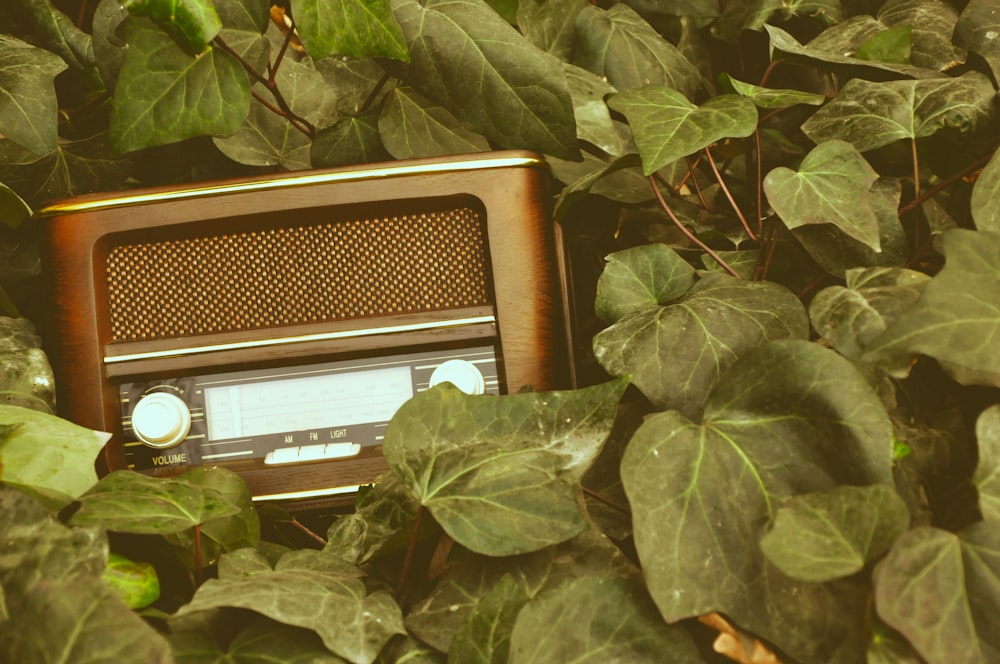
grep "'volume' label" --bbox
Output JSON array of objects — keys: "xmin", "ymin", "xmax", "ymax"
[{"xmin": 152, "ymin": 453, "xmax": 188, "ymax": 466}]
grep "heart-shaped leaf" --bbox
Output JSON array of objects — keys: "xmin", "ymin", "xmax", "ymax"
[
  {"xmin": 608, "ymin": 86, "xmax": 758, "ymax": 175},
  {"xmin": 0, "ymin": 36, "xmax": 67, "ymax": 156},
  {"xmin": 508, "ymin": 576, "xmax": 702, "ymax": 663},
  {"xmin": 622, "ymin": 340, "xmax": 894, "ymax": 663},
  {"xmin": 110, "ymin": 17, "xmax": 250, "ymax": 154},
  {"xmin": 593, "ymin": 272, "xmax": 808, "ymax": 417},
  {"xmin": 311, "ymin": 110, "xmax": 389, "ymax": 168},
  {"xmin": 800, "ymin": 72, "xmax": 997, "ymax": 153},
  {"xmin": 594, "ymin": 244, "xmax": 696, "ymax": 324},
  {"xmin": 517, "ymin": 0, "xmax": 588, "ymax": 60},
  {"xmin": 383, "ymin": 379, "xmax": 627, "ymax": 556},
  {"xmin": 574, "ymin": 4, "xmax": 702, "ymax": 99},
  {"xmin": 388, "ymin": 0, "xmax": 578, "ymax": 159},
  {"xmin": 863, "ymin": 229, "xmax": 1000, "ymax": 387},
  {"xmin": 972, "ymin": 149, "xmax": 1000, "ymax": 232},
  {"xmin": 955, "ymin": 0, "xmax": 1000, "ymax": 81},
  {"xmin": 123, "ymin": 0, "xmax": 221, "ymax": 51},
  {"xmin": 761, "ymin": 484, "xmax": 910, "ymax": 583},
  {"xmin": 764, "ymin": 140, "xmax": 881, "ymax": 250},
  {"xmin": 291, "ymin": 0, "xmax": 408, "ymax": 61},
  {"xmin": 721, "ymin": 73, "xmax": 826, "ymax": 109},
  {"xmin": 974, "ymin": 404, "xmax": 1000, "ymax": 523},
  {"xmin": 378, "ymin": 86, "xmax": 490, "ymax": 160},
  {"xmin": 874, "ymin": 523, "xmax": 1000, "ymax": 664}
]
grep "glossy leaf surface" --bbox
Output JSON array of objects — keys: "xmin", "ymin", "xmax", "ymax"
[
  {"xmin": 594, "ymin": 243, "xmax": 695, "ymax": 324},
  {"xmin": 0, "ymin": 36, "xmax": 66, "ymax": 156},
  {"xmin": 378, "ymin": 86, "xmax": 490, "ymax": 160},
  {"xmin": 291, "ymin": 0, "xmax": 408, "ymax": 61}
]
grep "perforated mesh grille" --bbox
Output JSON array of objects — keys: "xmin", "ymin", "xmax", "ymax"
[{"xmin": 106, "ymin": 206, "xmax": 490, "ymax": 342}]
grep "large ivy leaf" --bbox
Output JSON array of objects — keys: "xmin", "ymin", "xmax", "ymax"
[
  {"xmin": 0, "ymin": 36, "xmax": 67, "ymax": 156},
  {"xmin": 173, "ymin": 549, "xmax": 405, "ymax": 664},
  {"xmin": 621, "ymin": 340, "xmax": 894, "ymax": 664},
  {"xmin": 972, "ymin": 149, "xmax": 1000, "ymax": 232},
  {"xmin": 974, "ymin": 404, "xmax": 1000, "ymax": 523},
  {"xmin": 388, "ymin": 0, "xmax": 578, "ymax": 159},
  {"xmin": 608, "ymin": 86, "xmax": 757, "ymax": 176},
  {"xmin": 809, "ymin": 267, "xmax": 932, "ymax": 360},
  {"xmin": 109, "ymin": 17, "xmax": 250, "ymax": 154},
  {"xmin": 955, "ymin": 0, "xmax": 1000, "ymax": 81},
  {"xmin": 863, "ymin": 229, "xmax": 1000, "ymax": 387},
  {"xmin": 70, "ymin": 470, "xmax": 242, "ymax": 534},
  {"xmin": 517, "ymin": 0, "xmax": 588, "ymax": 60},
  {"xmin": 874, "ymin": 523, "xmax": 1000, "ymax": 664},
  {"xmin": 594, "ymin": 243, "xmax": 695, "ymax": 324},
  {"xmin": 170, "ymin": 614, "xmax": 347, "ymax": 663},
  {"xmin": 378, "ymin": 87, "xmax": 490, "ymax": 160},
  {"xmin": 760, "ymin": 484, "xmax": 910, "ymax": 583},
  {"xmin": 574, "ymin": 4, "xmax": 702, "ymax": 99},
  {"xmin": 764, "ymin": 140, "xmax": 881, "ymax": 251},
  {"xmin": 800, "ymin": 72, "xmax": 997, "ymax": 153},
  {"xmin": 507, "ymin": 576, "xmax": 702, "ymax": 663},
  {"xmin": 291, "ymin": 0, "xmax": 409, "ymax": 61},
  {"xmin": 383, "ymin": 380, "xmax": 626, "ymax": 556},
  {"xmin": 877, "ymin": 0, "xmax": 965, "ymax": 71},
  {"xmin": 123, "ymin": 0, "xmax": 222, "ymax": 51},
  {"xmin": 593, "ymin": 272, "xmax": 808, "ymax": 417}
]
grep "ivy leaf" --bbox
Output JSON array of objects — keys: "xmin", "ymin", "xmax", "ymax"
[
  {"xmin": 10, "ymin": 0, "xmax": 96, "ymax": 73},
  {"xmin": 955, "ymin": 0, "xmax": 1000, "ymax": 81},
  {"xmin": 564, "ymin": 63, "xmax": 620, "ymax": 155},
  {"xmin": 325, "ymin": 472, "xmax": 419, "ymax": 565},
  {"xmin": 720, "ymin": 73, "xmax": 826, "ymax": 109},
  {"xmin": 594, "ymin": 244, "xmax": 696, "ymax": 324},
  {"xmin": 447, "ymin": 575, "xmax": 528, "ymax": 664},
  {"xmin": 378, "ymin": 87, "xmax": 490, "ymax": 160},
  {"xmin": 574, "ymin": 4, "xmax": 702, "ymax": 99},
  {"xmin": 760, "ymin": 485, "xmax": 910, "ymax": 583},
  {"xmin": 173, "ymin": 549, "xmax": 405, "ymax": 664},
  {"xmin": 291, "ymin": 0, "xmax": 408, "ymax": 61},
  {"xmin": 0, "ymin": 35, "xmax": 67, "ymax": 156},
  {"xmin": 855, "ymin": 25, "xmax": 911, "ymax": 65},
  {"xmin": 517, "ymin": 0, "xmax": 588, "ymax": 60},
  {"xmin": 383, "ymin": 380, "xmax": 627, "ymax": 556},
  {"xmin": 622, "ymin": 340, "xmax": 894, "ymax": 664},
  {"xmin": 877, "ymin": 0, "xmax": 965, "ymax": 71},
  {"xmin": 809, "ymin": 267, "xmax": 932, "ymax": 360},
  {"xmin": 70, "ymin": 470, "xmax": 242, "ymax": 534},
  {"xmin": 508, "ymin": 576, "xmax": 702, "ymax": 663},
  {"xmin": 311, "ymin": 110, "xmax": 390, "ymax": 168},
  {"xmin": 593, "ymin": 272, "xmax": 808, "ymax": 417},
  {"xmin": 551, "ymin": 153, "xmax": 650, "ymax": 219},
  {"xmin": 109, "ymin": 17, "xmax": 250, "ymax": 154},
  {"xmin": 972, "ymin": 149, "xmax": 1000, "ymax": 232},
  {"xmin": 123, "ymin": 0, "xmax": 222, "ymax": 52},
  {"xmin": 863, "ymin": 229, "xmax": 1000, "ymax": 387},
  {"xmin": 764, "ymin": 140, "xmax": 881, "ymax": 251},
  {"xmin": 170, "ymin": 614, "xmax": 347, "ymax": 663},
  {"xmin": 974, "ymin": 404, "xmax": 1000, "ymax": 523},
  {"xmin": 800, "ymin": 72, "xmax": 997, "ymax": 153},
  {"xmin": 712, "ymin": 0, "xmax": 783, "ymax": 44},
  {"xmin": 0, "ymin": 183, "xmax": 30, "ymax": 229},
  {"xmin": 874, "ymin": 523, "xmax": 1000, "ymax": 664},
  {"xmin": 388, "ymin": 0, "xmax": 578, "ymax": 159},
  {"xmin": 102, "ymin": 553, "xmax": 160, "ymax": 609},
  {"xmin": 608, "ymin": 86, "xmax": 757, "ymax": 176}
]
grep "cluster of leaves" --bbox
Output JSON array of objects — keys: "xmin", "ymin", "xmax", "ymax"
[{"xmin": 3, "ymin": 0, "xmax": 1000, "ymax": 662}]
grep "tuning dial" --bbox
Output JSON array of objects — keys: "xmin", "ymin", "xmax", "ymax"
[
  {"xmin": 131, "ymin": 392, "xmax": 191, "ymax": 449},
  {"xmin": 429, "ymin": 359, "xmax": 486, "ymax": 395}
]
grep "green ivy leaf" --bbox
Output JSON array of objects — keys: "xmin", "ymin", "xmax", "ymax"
[
  {"xmin": 102, "ymin": 553, "xmax": 160, "ymax": 609},
  {"xmin": 764, "ymin": 140, "xmax": 881, "ymax": 251},
  {"xmin": 291, "ymin": 0, "xmax": 409, "ymax": 61},
  {"xmin": 517, "ymin": 0, "xmax": 588, "ymax": 60},
  {"xmin": 10, "ymin": 0, "xmax": 96, "ymax": 72},
  {"xmin": 173, "ymin": 549, "xmax": 405, "ymax": 664},
  {"xmin": 974, "ymin": 404, "xmax": 1000, "ymax": 523},
  {"xmin": 109, "ymin": 17, "xmax": 250, "ymax": 154},
  {"xmin": 712, "ymin": 0, "xmax": 782, "ymax": 44},
  {"xmin": 383, "ymin": 380, "xmax": 627, "ymax": 555},
  {"xmin": 170, "ymin": 614, "xmax": 347, "ymax": 663},
  {"xmin": 448, "ymin": 575, "xmax": 528, "ymax": 664},
  {"xmin": 955, "ymin": 0, "xmax": 1000, "ymax": 81},
  {"xmin": 972, "ymin": 149, "xmax": 1000, "ymax": 232},
  {"xmin": 593, "ymin": 272, "xmax": 808, "ymax": 417},
  {"xmin": 622, "ymin": 340, "xmax": 893, "ymax": 664},
  {"xmin": 378, "ymin": 87, "xmax": 490, "ymax": 160},
  {"xmin": 550, "ymin": 153, "xmax": 650, "ymax": 219},
  {"xmin": 863, "ymin": 229, "xmax": 1000, "ymax": 387},
  {"xmin": 325, "ymin": 472, "xmax": 419, "ymax": 565},
  {"xmin": 594, "ymin": 243, "xmax": 696, "ymax": 324},
  {"xmin": 800, "ymin": 72, "xmax": 997, "ymax": 153},
  {"xmin": 123, "ymin": 0, "xmax": 222, "ymax": 51},
  {"xmin": 760, "ymin": 485, "xmax": 910, "ymax": 583},
  {"xmin": 809, "ymin": 267, "xmax": 932, "ymax": 360},
  {"xmin": 508, "ymin": 576, "xmax": 702, "ymax": 663},
  {"xmin": 0, "ymin": 35, "xmax": 67, "ymax": 156},
  {"xmin": 0, "ymin": 316, "xmax": 53, "ymax": 414},
  {"xmin": 608, "ymin": 86, "xmax": 757, "ymax": 176},
  {"xmin": 874, "ymin": 523, "xmax": 1000, "ymax": 664},
  {"xmin": 564, "ymin": 63, "xmax": 621, "ymax": 155},
  {"xmin": 877, "ymin": 0, "xmax": 965, "ymax": 71},
  {"xmin": 311, "ymin": 110, "xmax": 390, "ymax": 168},
  {"xmin": 720, "ymin": 73, "xmax": 826, "ymax": 109},
  {"xmin": 855, "ymin": 25, "xmax": 911, "ymax": 64},
  {"xmin": 315, "ymin": 56, "xmax": 387, "ymax": 118},
  {"xmin": 0, "ymin": 184, "xmax": 30, "ymax": 229},
  {"xmin": 70, "ymin": 470, "xmax": 242, "ymax": 534},
  {"xmin": 388, "ymin": 0, "xmax": 578, "ymax": 159}
]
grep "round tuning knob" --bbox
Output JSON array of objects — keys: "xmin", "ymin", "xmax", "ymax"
[
  {"xmin": 131, "ymin": 392, "xmax": 191, "ymax": 449},
  {"xmin": 429, "ymin": 359, "xmax": 486, "ymax": 395}
]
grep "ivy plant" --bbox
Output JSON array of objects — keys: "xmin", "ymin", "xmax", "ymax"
[{"xmin": 2, "ymin": 0, "xmax": 1000, "ymax": 662}]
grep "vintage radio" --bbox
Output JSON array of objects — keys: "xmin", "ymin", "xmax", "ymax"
[{"xmin": 37, "ymin": 151, "xmax": 574, "ymax": 503}]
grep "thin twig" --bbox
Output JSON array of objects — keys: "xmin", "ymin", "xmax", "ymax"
[
  {"xmin": 897, "ymin": 150, "xmax": 994, "ymax": 216},
  {"xmin": 582, "ymin": 486, "xmax": 631, "ymax": 516},
  {"xmin": 686, "ymin": 156, "xmax": 715, "ymax": 211},
  {"xmin": 360, "ymin": 71, "xmax": 393, "ymax": 114},
  {"xmin": 754, "ymin": 129, "xmax": 764, "ymax": 239},
  {"xmin": 796, "ymin": 272, "xmax": 830, "ymax": 300},
  {"xmin": 704, "ymin": 147, "xmax": 758, "ymax": 242},
  {"xmin": 649, "ymin": 176, "xmax": 742, "ymax": 279},
  {"xmin": 396, "ymin": 505, "xmax": 424, "ymax": 596},
  {"xmin": 289, "ymin": 517, "xmax": 328, "ymax": 546},
  {"xmin": 194, "ymin": 524, "xmax": 204, "ymax": 587}
]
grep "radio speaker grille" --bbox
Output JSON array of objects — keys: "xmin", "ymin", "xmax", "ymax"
[{"xmin": 106, "ymin": 206, "xmax": 490, "ymax": 342}]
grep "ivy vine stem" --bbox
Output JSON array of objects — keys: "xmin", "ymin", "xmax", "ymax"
[
  {"xmin": 704, "ymin": 147, "xmax": 757, "ymax": 242},
  {"xmin": 396, "ymin": 505, "xmax": 425, "ymax": 596},
  {"xmin": 897, "ymin": 150, "xmax": 994, "ymax": 217},
  {"xmin": 194, "ymin": 524, "xmax": 204, "ymax": 587},
  {"xmin": 649, "ymin": 175, "xmax": 742, "ymax": 279},
  {"xmin": 582, "ymin": 486, "xmax": 631, "ymax": 516}
]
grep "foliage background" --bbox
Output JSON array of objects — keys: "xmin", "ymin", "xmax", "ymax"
[{"xmin": 2, "ymin": 0, "xmax": 1000, "ymax": 662}]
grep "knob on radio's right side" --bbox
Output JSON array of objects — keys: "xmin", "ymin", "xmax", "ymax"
[
  {"xmin": 131, "ymin": 392, "xmax": 191, "ymax": 449},
  {"xmin": 428, "ymin": 359, "xmax": 486, "ymax": 395}
]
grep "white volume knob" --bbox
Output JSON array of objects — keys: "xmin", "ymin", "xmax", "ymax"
[
  {"xmin": 131, "ymin": 392, "xmax": 191, "ymax": 449},
  {"xmin": 429, "ymin": 359, "xmax": 487, "ymax": 395}
]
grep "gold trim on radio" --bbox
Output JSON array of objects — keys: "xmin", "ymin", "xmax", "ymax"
[
  {"xmin": 103, "ymin": 315, "xmax": 497, "ymax": 364},
  {"xmin": 37, "ymin": 155, "xmax": 545, "ymax": 216}
]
